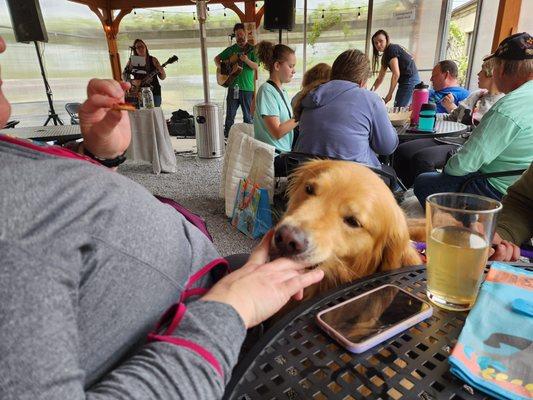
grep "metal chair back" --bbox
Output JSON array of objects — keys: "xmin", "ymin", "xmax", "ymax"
[{"xmin": 65, "ymin": 102, "xmax": 81, "ymax": 125}]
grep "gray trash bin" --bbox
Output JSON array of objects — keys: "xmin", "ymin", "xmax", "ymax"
[{"xmin": 194, "ymin": 102, "xmax": 224, "ymax": 158}]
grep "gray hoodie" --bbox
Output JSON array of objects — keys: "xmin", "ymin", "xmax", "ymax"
[
  {"xmin": 295, "ymin": 80, "xmax": 398, "ymax": 168},
  {"xmin": 0, "ymin": 139, "xmax": 245, "ymax": 399}
]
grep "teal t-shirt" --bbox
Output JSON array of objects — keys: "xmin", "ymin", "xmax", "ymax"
[
  {"xmin": 253, "ymin": 82, "xmax": 294, "ymax": 153},
  {"xmin": 445, "ymin": 80, "xmax": 533, "ymax": 194},
  {"xmin": 218, "ymin": 44, "xmax": 257, "ymax": 92}
]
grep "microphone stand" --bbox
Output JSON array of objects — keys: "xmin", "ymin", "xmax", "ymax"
[{"xmin": 34, "ymin": 41, "xmax": 63, "ymax": 126}]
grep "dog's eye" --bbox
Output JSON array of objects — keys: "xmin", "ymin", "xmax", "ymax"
[
  {"xmin": 304, "ymin": 184, "xmax": 315, "ymax": 195},
  {"xmin": 343, "ymin": 216, "xmax": 360, "ymax": 228}
]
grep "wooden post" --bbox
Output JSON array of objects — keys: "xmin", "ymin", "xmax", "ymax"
[
  {"xmin": 89, "ymin": 5, "xmax": 131, "ymax": 81},
  {"xmin": 492, "ymin": 0, "xmax": 522, "ymax": 51}
]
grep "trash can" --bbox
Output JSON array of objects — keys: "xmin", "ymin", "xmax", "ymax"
[{"xmin": 194, "ymin": 102, "xmax": 224, "ymax": 158}]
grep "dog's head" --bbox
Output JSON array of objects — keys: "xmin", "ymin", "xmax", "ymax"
[{"xmin": 271, "ymin": 160, "xmax": 421, "ymax": 294}]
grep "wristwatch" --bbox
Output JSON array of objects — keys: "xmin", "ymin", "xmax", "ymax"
[{"xmin": 83, "ymin": 146, "xmax": 127, "ymax": 168}]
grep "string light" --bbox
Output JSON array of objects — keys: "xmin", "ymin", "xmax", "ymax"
[
  {"xmin": 193, "ymin": 12, "xmax": 196, "ymax": 21},
  {"xmin": 162, "ymin": 11, "xmax": 165, "ymax": 20},
  {"xmin": 128, "ymin": 6, "xmax": 365, "ymax": 20}
]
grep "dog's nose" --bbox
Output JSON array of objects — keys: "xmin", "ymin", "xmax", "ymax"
[{"xmin": 274, "ymin": 225, "xmax": 308, "ymax": 257}]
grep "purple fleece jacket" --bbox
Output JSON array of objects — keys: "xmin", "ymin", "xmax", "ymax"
[{"xmin": 295, "ymin": 80, "xmax": 398, "ymax": 168}]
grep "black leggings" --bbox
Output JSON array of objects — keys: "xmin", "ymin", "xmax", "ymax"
[{"xmin": 393, "ymin": 139, "xmax": 459, "ymax": 188}]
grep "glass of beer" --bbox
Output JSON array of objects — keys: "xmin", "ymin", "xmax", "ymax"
[{"xmin": 425, "ymin": 193, "xmax": 502, "ymax": 311}]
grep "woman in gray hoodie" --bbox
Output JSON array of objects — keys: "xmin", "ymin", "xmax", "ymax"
[{"xmin": 293, "ymin": 49, "xmax": 398, "ymax": 170}]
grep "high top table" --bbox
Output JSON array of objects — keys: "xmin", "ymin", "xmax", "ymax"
[
  {"xmin": 223, "ymin": 264, "xmax": 531, "ymax": 400},
  {"xmin": 396, "ymin": 120, "xmax": 468, "ymax": 141},
  {"xmin": 126, "ymin": 107, "xmax": 177, "ymax": 174}
]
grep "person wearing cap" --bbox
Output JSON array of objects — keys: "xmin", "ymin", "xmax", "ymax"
[
  {"xmin": 414, "ymin": 32, "xmax": 533, "ymax": 206},
  {"xmin": 393, "ymin": 57, "xmax": 504, "ymax": 188}
]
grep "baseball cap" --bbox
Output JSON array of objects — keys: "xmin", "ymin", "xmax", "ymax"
[{"xmin": 484, "ymin": 32, "xmax": 533, "ymax": 61}]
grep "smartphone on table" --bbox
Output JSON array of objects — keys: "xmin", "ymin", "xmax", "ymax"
[{"xmin": 316, "ymin": 284, "xmax": 433, "ymax": 354}]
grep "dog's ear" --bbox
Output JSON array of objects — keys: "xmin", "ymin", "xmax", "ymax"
[{"xmin": 381, "ymin": 209, "xmax": 423, "ymax": 271}]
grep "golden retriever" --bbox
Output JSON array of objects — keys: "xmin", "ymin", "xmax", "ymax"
[{"xmin": 270, "ymin": 160, "xmax": 423, "ymax": 300}]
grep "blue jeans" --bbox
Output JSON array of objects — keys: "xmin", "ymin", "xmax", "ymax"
[
  {"xmin": 153, "ymin": 95, "xmax": 162, "ymax": 108},
  {"xmin": 224, "ymin": 88, "xmax": 253, "ymax": 137},
  {"xmin": 413, "ymin": 171, "xmax": 504, "ymax": 208},
  {"xmin": 395, "ymin": 73, "xmax": 420, "ymax": 107}
]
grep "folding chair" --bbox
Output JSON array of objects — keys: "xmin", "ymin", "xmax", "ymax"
[
  {"xmin": 458, "ymin": 169, "xmax": 527, "ymax": 193},
  {"xmin": 65, "ymin": 102, "xmax": 81, "ymax": 125},
  {"xmin": 277, "ymin": 151, "xmax": 403, "ymax": 192}
]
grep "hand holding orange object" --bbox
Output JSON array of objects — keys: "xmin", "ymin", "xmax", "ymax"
[{"xmin": 78, "ymin": 79, "xmax": 132, "ymax": 159}]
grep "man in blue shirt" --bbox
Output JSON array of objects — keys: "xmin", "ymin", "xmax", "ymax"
[{"xmin": 430, "ymin": 60, "xmax": 469, "ymax": 113}]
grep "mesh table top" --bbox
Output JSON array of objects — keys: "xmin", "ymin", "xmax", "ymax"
[
  {"xmin": 0, "ymin": 124, "xmax": 82, "ymax": 142},
  {"xmin": 225, "ymin": 265, "xmax": 500, "ymax": 400},
  {"xmin": 396, "ymin": 120, "xmax": 468, "ymax": 141}
]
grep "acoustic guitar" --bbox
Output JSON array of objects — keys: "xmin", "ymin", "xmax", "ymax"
[
  {"xmin": 216, "ymin": 44, "xmax": 253, "ymax": 88},
  {"xmin": 127, "ymin": 55, "xmax": 179, "ymax": 103}
]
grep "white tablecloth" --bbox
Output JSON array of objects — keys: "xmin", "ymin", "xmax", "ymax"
[{"xmin": 127, "ymin": 107, "xmax": 177, "ymax": 174}]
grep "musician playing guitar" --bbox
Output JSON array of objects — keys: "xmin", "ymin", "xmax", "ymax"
[
  {"xmin": 214, "ymin": 23, "xmax": 258, "ymax": 137},
  {"xmin": 123, "ymin": 39, "xmax": 166, "ymax": 107}
]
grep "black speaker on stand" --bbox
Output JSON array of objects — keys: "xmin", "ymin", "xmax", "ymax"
[
  {"xmin": 264, "ymin": 0, "xmax": 296, "ymax": 44},
  {"xmin": 6, "ymin": 0, "xmax": 63, "ymax": 126}
]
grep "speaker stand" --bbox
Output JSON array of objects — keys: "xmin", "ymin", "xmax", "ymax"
[
  {"xmin": 34, "ymin": 41, "xmax": 63, "ymax": 126},
  {"xmin": 278, "ymin": 29, "xmax": 282, "ymax": 44}
]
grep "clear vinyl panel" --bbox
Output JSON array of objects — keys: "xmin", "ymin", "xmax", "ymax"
[{"xmin": 369, "ymin": 0, "xmax": 446, "ymax": 99}]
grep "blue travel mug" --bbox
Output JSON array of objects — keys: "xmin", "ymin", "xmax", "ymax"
[{"xmin": 417, "ymin": 102, "xmax": 437, "ymax": 132}]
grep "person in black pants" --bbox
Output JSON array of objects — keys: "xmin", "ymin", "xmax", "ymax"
[
  {"xmin": 393, "ymin": 139, "xmax": 458, "ymax": 188},
  {"xmin": 370, "ymin": 30, "xmax": 420, "ymax": 107}
]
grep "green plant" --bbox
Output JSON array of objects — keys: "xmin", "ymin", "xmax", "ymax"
[{"xmin": 446, "ymin": 21, "xmax": 468, "ymax": 85}]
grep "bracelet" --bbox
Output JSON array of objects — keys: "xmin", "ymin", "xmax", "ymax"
[{"xmin": 82, "ymin": 145, "xmax": 127, "ymax": 168}]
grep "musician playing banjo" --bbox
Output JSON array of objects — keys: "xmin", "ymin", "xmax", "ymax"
[
  {"xmin": 123, "ymin": 39, "xmax": 166, "ymax": 107},
  {"xmin": 214, "ymin": 23, "xmax": 258, "ymax": 137}
]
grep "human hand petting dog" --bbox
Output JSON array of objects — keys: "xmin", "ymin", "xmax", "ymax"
[{"xmin": 202, "ymin": 231, "xmax": 324, "ymax": 328}]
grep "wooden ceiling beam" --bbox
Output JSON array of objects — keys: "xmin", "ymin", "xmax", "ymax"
[
  {"xmin": 69, "ymin": 0, "xmax": 249, "ymax": 10},
  {"xmin": 492, "ymin": 0, "xmax": 522, "ymax": 51}
]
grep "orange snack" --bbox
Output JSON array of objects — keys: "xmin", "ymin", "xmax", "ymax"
[{"xmin": 111, "ymin": 102, "xmax": 136, "ymax": 112}]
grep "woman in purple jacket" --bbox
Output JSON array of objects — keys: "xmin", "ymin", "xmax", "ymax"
[{"xmin": 293, "ymin": 49, "xmax": 398, "ymax": 170}]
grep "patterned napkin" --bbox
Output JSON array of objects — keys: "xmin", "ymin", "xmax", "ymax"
[{"xmin": 449, "ymin": 262, "xmax": 533, "ymax": 400}]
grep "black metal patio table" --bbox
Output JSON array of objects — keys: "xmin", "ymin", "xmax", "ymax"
[
  {"xmin": 0, "ymin": 124, "xmax": 82, "ymax": 144},
  {"xmin": 396, "ymin": 120, "xmax": 468, "ymax": 141},
  {"xmin": 223, "ymin": 264, "xmax": 528, "ymax": 400}
]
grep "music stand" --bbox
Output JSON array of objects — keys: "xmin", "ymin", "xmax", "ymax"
[{"xmin": 34, "ymin": 41, "xmax": 63, "ymax": 126}]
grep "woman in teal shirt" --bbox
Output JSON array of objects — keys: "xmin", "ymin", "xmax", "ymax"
[{"xmin": 254, "ymin": 41, "xmax": 298, "ymax": 174}]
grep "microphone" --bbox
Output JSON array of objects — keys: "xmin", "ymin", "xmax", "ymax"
[
  {"xmin": 229, "ymin": 33, "xmax": 235, "ymax": 38},
  {"xmin": 129, "ymin": 46, "xmax": 136, "ymax": 50}
]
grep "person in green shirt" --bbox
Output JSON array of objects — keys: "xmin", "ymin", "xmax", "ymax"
[
  {"xmin": 253, "ymin": 41, "xmax": 298, "ymax": 175},
  {"xmin": 414, "ymin": 32, "xmax": 533, "ymax": 206},
  {"xmin": 214, "ymin": 23, "xmax": 258, "ymax": 137}
]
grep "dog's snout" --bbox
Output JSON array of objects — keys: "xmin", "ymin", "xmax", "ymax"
[{"xmin": 274, "ymin": 225, "xmax": 308, "ymax": 257}]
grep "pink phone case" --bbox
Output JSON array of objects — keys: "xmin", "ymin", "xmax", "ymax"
[{"xmin": 316, "ymin": 284, "xmax": 433, "ymax": 354}]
